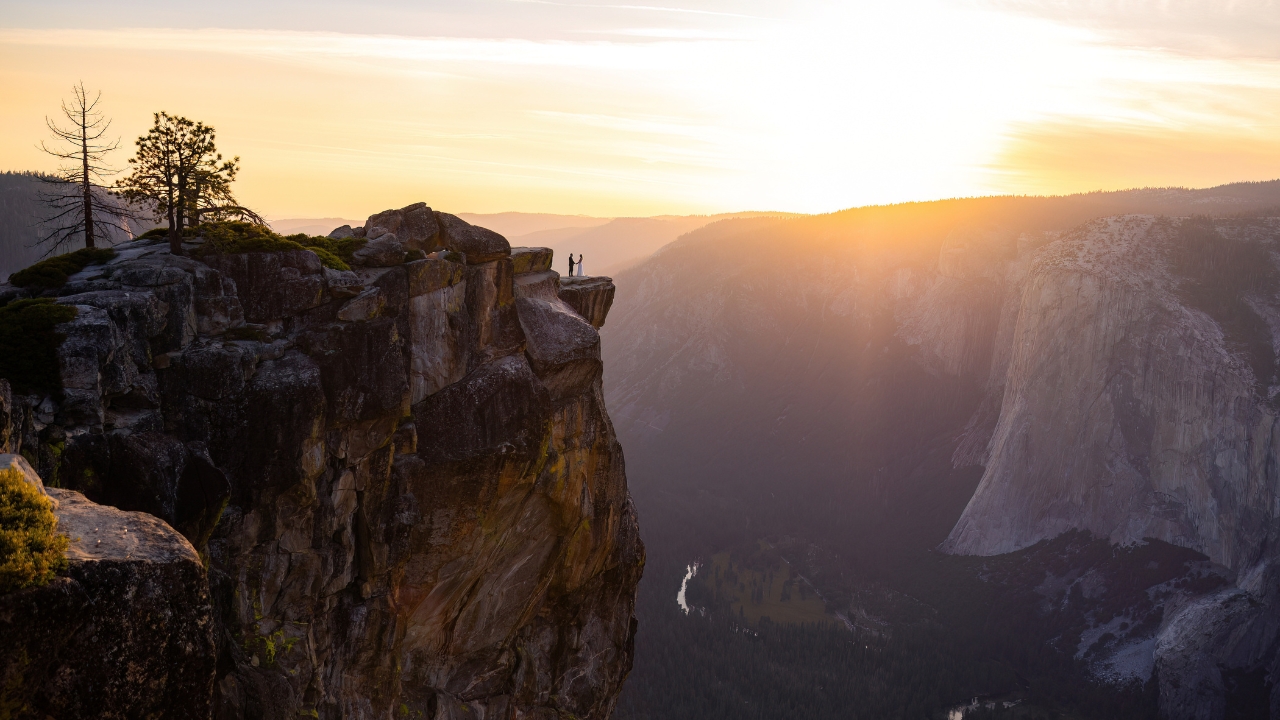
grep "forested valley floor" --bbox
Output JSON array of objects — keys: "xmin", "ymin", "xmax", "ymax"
[{"xmin": 614, "ymin": 536, "xmax": 1183, "ymax": 720}]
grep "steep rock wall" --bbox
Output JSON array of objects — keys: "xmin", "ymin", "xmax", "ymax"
[
  {"xmin": 1, "ymin": 206, "xmax": 642, "ymax": 719},
  {"xmin": 937, "ymin": 216, "xmax": 1280, "ymax": 718}
]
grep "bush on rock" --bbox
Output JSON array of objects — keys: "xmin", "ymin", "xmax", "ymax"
[
  {"xmin": 190, "ymin": 221, "xmax": 366, "ymax": 271},
  {"xmin": 0, "ymin": 466, "xmax": 68, "ymax": 594},
  {"xmin": 0, "ymin": 299, "xmax": 78, "ymax": 395}
]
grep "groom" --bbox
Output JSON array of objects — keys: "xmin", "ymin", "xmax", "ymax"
[{"xmin": 568, "ymin": 253, "xmax": 575, "ymax": 277}]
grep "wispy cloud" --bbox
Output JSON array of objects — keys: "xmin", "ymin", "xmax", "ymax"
[
  {"xmin": 505, "ymin": 0, "xmax": 767, "ymax": 20},
  {"xmin": 981, "ymin": 0, "xmax": 1280, "ymax": 59},
  {"xmin": 2, "ymin": 1, "xmax": 1279, "ymax": 217}
]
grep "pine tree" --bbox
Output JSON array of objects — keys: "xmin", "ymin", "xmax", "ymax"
[{"xmin": 117, "ymin": 112, "xmax": 257, "ymax": 256}]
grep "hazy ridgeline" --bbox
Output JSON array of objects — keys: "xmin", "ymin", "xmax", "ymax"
[
  {"xmin": 604, "ymin": 181, "xmax": 1280, "ymax": 719},
  {"xmin": 0, "ymin": 172, "xmax": 150, "ymax": 279}
]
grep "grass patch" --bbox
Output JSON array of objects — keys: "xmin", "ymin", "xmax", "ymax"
[
  {"xmin": 189, "ymin": 222, "xmax": 359, "ymax": 271},
  {"xmin": 284, "ymin": 233, "xmax": 367, "ymax": 271},
  {"xmin": 0, "ymin": 466, "xmax": 69, "ymax": 594},
  {"xmin": 0, "ymin": 299, "xmax": 78, "ymax": 395},
  {"xmin": 8, "ymin": 248, "xmax": 117, "ymax": 291}
]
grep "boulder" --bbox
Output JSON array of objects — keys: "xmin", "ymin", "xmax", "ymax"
[
  {"xmin": 352, "ymin": 235, "xmax": 407, "ymax": 268},
  {"xmin": 511, "ymin": 247, "xmax": 554, "ymax": 275},
  {"xmin": 405, "ymin": 255, "xmax": 466, "ymax": 297},
  {"xmin": 514, "ymin": 272, "xmax": 602, "ymax": 401},
  {"xmin": 0, "ymin": 455, "xmax": 216, "ymax": 719},
  {"xmin": 365, "ymin": 202, "xmax": 442, "ymax": 252},
  {"xmin": 328, "ymin": 225, "xmax": 355, "ymax": 239},
  {"xmin": 436, "ymin": 213, "xmax": 511, "ymax": 264},
  {"xmin": 557, "ymin": 276, "xmax": 615, "ymax": 328}
]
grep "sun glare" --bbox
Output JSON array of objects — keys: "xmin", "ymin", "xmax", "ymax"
[{"xmin": 1, "ymin": 1, "xmax": 1278, "ymax": 217}]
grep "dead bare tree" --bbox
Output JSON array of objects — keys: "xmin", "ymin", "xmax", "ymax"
[{"xmin": 35, "ymin": 83, "xmax": 136, "ymax": 255}]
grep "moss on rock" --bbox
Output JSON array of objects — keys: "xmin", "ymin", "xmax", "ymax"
[
  {"xmin": 8, "ymin": 247, "xmax": 117, "ymax": 291},
  {"xmin": 0, "ymin": 299, "xmax": 78, "ymax": 395},
  {"xmin": 285, "ymin": 233, "xmax": 368, "ymax": 271},
  {"xmin": 0, "ymin": 466, "xmax": 68, "ymax": 594},
  {"xmin": 190, "ymin": 222, "xmax": 359, "ymax": 271}
]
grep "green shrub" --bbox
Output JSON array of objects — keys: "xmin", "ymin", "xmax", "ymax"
[
  {"xmin": 0, "ymin": 466, "xmax": 69, "ymax": 594},
  {"xmin": 284, "ymin": 233, "xmax": 368, "ymax": 271},
  {"xmin": 136, "ymin": 227, "xmax": 169, "ymax": 240},
  {"xmin": 0, "ymin": 299, "xmax": 78, "ymax": 395},
  {"xmin": 8, "ymin": 247, "xmax": 117, "ymax": 291},
  {"xmin": 192, "ymin": 221, "xmax": 306, "ymax": 255},
  {"xmin": 191, "ymin": 222, "xmax": 355, "ymax": 271}
]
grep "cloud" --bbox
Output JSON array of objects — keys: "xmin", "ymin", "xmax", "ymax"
[
  {"xmin": 984, "ymin": 0, "xmax": 1280, "ymax": 59},
  {"xmin": 986, "ymin": 119, "xmax": 1280, "ymax": 194}
]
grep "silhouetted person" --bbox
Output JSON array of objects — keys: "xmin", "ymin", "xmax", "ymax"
[
  {"xmin": 568, "ymin": 254, "xmax": 575, "ymax": 276},
  {"xmin": 577, "ymin": 254, "xmax": 585, "ymax": 276}
]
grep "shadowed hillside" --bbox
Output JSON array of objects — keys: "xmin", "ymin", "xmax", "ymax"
[
  {"xmin": 606, "ymin": 181, "xmax": 1280, "ymax": 720},
  {"xmin": 0, "ymin": 171, "xmax": 145, "ymax": 279}
]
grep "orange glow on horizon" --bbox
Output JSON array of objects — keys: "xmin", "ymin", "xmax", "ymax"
[{"xmin": 2, "ymin": 2, "xmax": 1279, "ymax": 219}]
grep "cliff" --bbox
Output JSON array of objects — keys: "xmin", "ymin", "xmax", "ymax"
[
  {"xmin": 600, "ymin": 200, "xmax": 1280, "ymax": 718},
  {"xmin": 939, "ymin": 216, "xmax": 1280, "ymax": 718},
  {"xmin": 0, "ymin": 204, "xmax": 643, "ymax": 719}
]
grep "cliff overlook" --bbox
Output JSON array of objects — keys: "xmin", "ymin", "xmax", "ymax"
[{"xmin": 0, "ymin": 204, "xmax": 643, "ymax": 719}]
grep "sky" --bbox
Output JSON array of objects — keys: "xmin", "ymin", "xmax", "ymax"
[{"xmin": 1, "ymin": 0, "xmax": 1279, "ymax": 218}]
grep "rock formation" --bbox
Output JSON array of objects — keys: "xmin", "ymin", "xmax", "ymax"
[
  {"xmin": 0, "ymin": 204, "xmax": 643, "ymax": 719},
  {"xmin": 0, "ymin": 453, "xmax": 216, "ymax": 718},
  {"xmin": 938, "ymin": 216, "xmax": 1280, "ymax": 718},
  {"xmin": 601, "ymin": 202, "xmax": 1280, "ymax": 718}
]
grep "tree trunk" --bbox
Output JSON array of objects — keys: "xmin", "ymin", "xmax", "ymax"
[
  {"xmin": 167, "ymin": 171, "xmax": 181, "ymax": 256},
  {"xmin": 81, "ymin": 101, "xmax": 94, "ymax": 249}
]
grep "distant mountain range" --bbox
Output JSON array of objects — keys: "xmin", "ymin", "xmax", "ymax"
[
  {"xmin": 268, "ymin": 209, "xmax": 799, "ymax": 277},
  {"xmin": 604, "ymin": 180, "xmax": 1280, "ymax": 720},
  {"xmin": 2, "ymin": 174, "xmax": 789, "ymax": 283}
]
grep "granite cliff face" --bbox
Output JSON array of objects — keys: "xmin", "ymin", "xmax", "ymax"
[
  {"xmin": 601, "ymin": 195, "xmax": 1280, "ymax": 718},
  {"xmin": 0, "ymin": 204, "xmax": 642, "ymax": 719},
  {"xmin": 939, "ymin": 216, "xmax": 1280, "ymax": 718}
]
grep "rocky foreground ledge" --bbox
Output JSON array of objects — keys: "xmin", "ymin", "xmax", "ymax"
[{"xmin": 0, "ymin": 204, "xmax": 644, "ymax": 719}]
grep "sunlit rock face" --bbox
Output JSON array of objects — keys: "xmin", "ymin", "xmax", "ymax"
[
  {"xmin": 938, "ymin": 216, "xmax": 1280, "ymax": 720},
  {"xmin": 1, "ymin": 208, "xmax": 643, "ymax": 719},
  {"xmin": 601, "ymin": 204, "xmax": 1280, "ymax": 720}
]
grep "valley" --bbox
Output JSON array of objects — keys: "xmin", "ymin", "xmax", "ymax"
[{"xmin": 605, "ymin": 182, "xmax": 1280, "ymax": 720}]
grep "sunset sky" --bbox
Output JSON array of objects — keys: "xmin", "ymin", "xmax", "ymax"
[{"xmin": 1, "ymin": 1, "xmax": 1279, "ymax": 218}]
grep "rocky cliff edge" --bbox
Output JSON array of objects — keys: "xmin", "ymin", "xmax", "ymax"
[{"xmin": 0, "ymin": 203, "xmax": 643, "ymax": 719}]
